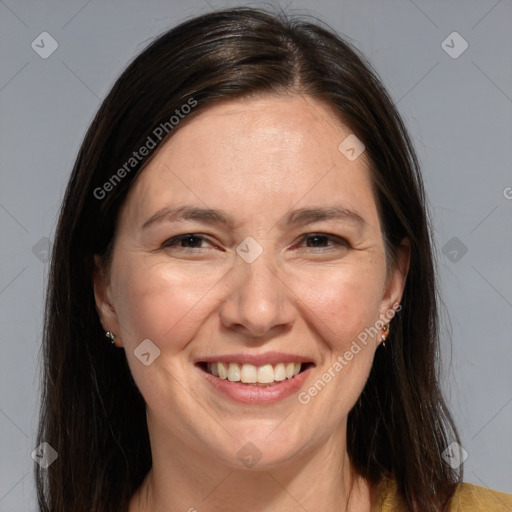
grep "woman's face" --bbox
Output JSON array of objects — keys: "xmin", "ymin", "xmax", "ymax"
[{"xmin": 94, "ymin": 94, "xmax": 409, "ymax": 469}]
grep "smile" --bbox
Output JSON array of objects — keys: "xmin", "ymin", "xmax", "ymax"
[
  {"xmin": 196, "ymin": 355, "xmax": 315, "ymax": 403},
  {"xmin": 204, "ymin": 361, "xmax": 308, "ymax": 386}
]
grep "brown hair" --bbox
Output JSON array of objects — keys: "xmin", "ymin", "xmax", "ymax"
[{"xmin": 36, "ymin": 6, "xmax": 461, "ymax": 511}]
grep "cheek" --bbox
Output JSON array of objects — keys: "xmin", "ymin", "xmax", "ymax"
[
  {"xmin": 292, "ymin": 268, "xmax": 382, "ymax": 422},
  {"xmin": 110, "ymin": 256, "xmax": 226, "ymax": 352},
  {"xmin": 111, "ymin": 253, "xmax": 385, "ymax": 355},
  {"xmin": 291, "ymin": 262, "xmax": 384, "ymax": 350}
]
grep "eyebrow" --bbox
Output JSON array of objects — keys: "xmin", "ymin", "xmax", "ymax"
[{"xmin": 141, "ymin": 204, "xmax": 366, "ymax": 230}]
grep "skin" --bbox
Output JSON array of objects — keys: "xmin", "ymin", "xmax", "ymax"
[{"xmin": 93, "ymin": 94, "xmax": 410, "ymax": 512}]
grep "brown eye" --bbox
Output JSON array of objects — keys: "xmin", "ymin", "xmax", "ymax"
[
  {"xmin": 163, "ymin": 234, "xmax": 210, "ymax": 249},
  {"xmin": 298, "ymin": 233, "xmax": 349, "ymax": 250}
]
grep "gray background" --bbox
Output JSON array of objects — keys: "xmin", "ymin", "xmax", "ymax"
[{"xmin": 1, "ymin": 0, "xmax": 511, "ymax": 509}]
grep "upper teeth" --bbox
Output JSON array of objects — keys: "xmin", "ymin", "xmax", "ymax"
[{"xmin": 207, "ymin": 362, "xmax": 301, "ymax": 384}]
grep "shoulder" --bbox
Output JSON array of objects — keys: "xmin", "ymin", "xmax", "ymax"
[
  {"xmin": 446, "ymin": 482, "xmax": 512, "ymax": 511},
  {"xmin": 374, "ymin": 477, "xmax": 512, "ymax": 512}
]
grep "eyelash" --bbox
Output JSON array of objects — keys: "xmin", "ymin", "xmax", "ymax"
[{"xmin": 162, "ymin": 233, "xmax": 349, "ymax": 251}]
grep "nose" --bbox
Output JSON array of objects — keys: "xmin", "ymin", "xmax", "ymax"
[{"xmin": 219, "ymin": 253, "xmax": 297, "ymax": 340}]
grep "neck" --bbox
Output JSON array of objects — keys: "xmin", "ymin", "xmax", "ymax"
[{"xmin": 129, "ymin": 416, "xmax": 374, "ymax": 512}]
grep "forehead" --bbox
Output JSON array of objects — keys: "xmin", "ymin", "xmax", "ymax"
[
  {"xmin": 118, "ymin": 94, "xmax": 377, "ymax": 230},
  {"xmin": 162, "ymin": 94, "xmax": 362, "ymax": 169}
]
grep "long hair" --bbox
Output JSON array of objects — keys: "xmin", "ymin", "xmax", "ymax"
[{"xmin": 36, "ymin": 7, "xmax": 462, "ymax": 511}]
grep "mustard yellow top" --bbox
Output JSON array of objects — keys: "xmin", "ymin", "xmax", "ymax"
[{"xmin": 373, "ymin": 476, "xmax": 512, "ymax": 511}]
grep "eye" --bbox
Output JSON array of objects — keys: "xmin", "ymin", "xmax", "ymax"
[
  {"xmin": 296, "ymin": 233, "xmax": 349, "ymax": 251},
  {"xmin": 162, "ymin": 234, "xmax": 215, "ymax": 250},
  {"xmin": 161, "ymin": 233, "xmax": 348, "ymax": 252}
]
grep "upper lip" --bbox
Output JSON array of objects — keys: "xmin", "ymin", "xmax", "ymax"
[{"xmin": 195, "ymin": 351, "xmax": 315, "ymax": 367}]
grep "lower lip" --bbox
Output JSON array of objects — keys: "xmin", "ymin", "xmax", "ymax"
[{"xmin": 199, "ymin": 367, "xmax": 313, "ymax": 404}]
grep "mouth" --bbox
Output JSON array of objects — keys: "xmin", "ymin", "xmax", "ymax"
[{"xmin": 196, "ymin": 361, "xmax": 315, "ymax": 387}]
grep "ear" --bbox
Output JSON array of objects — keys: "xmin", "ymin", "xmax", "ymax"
[
  {"xmin": 378, "ymin": 238, "xmax": 410, "ymax": 321},
  {"xmin": 92, "ymin": 254, "xmax": 122, "ymax": 347}
]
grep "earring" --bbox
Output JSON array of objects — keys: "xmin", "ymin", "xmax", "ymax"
[
  {"xmin": 105, "ymin": 330, "xmax": 116, "ymax": 345},
  {"xmin": 380, "ymin": 323, "xmax": 390, "ymax": 347}
]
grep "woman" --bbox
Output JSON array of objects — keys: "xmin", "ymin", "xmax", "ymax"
[{"xmin": 35, "ymin": 6, "xmax": 512, "ymax": 512}]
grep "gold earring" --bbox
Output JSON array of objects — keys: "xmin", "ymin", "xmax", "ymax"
[
  {"xmin": 105, "ymin": 330, "xmax": 116, "ymax": 345},
  {"xmin": 381, "ymin": 323, "xmax": 390, "ymax": 347}
]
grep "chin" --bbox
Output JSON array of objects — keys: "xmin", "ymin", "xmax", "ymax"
[{"xmin": 202, "ymin": 423, "xmax": 309, "ymax": 471}]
